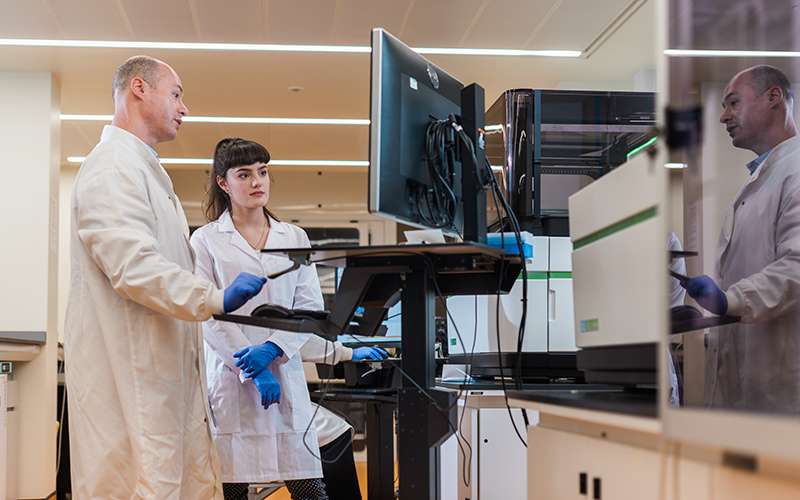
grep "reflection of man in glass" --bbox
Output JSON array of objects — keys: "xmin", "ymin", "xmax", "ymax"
[{"xmin": 683, "ymin": 65, "xmax": 800, "ymax": 413}]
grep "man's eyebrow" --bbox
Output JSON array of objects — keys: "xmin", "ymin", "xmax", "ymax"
[{"xmin": 722, "ymin": 91, "xmax": 737, "ymax": 107}]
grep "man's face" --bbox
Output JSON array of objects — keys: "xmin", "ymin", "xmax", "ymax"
[
  {"xmin": 144, "ymin": 64, "xmax": 189, "ymax": 144},
  {"xmin": 719, "ymin": 71, "xmax": 771, "ymax": 152}
]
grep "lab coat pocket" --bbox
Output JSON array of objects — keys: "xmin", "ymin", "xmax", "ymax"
[
  {"xmin": 208, "ymin": 371, "xmax": 242, "ymax": 434},
  {"xmin": 285, "ymin": 368, "xmax": 313, "ymax": 431},
  {"xmin": 145, "ymin": 314, "xmax": 184, "ymax": 383}
]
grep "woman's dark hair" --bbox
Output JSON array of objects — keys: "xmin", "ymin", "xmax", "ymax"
[{"xmin": 203, "ymin": 137, "xmax": 279, "ymax": 223}]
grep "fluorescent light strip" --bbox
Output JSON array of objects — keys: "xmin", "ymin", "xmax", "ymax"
[
  {"xmin": 665, "ymin": 49, "xmax": 800, "ymax": 58},
  {"xmin": 0, "ymin": 39, "xmax": 369, "ymax": 53},
  {"xmin": 664, "ymin": 163, "xmax": 687, "ymax": 169},
  {"xmin": 415, "ymin": 47, "xmax": 581, "ymax": 57},
  {"xmin": 484, "ymin": 124, "xmax": 503, "ymax": 131},
  {"xmin": 60, "ymin": 114, "xmax": 369, "ymax": 125},
  {"xmin": 0, "ymin": 38, "xmax": 580, "ymax": 57},
  {"xmin": 67, "ymin": 157, "xmax": 368, "ymax": 167}
]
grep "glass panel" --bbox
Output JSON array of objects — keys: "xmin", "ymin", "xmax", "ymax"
[{"xmin": 668, "ymin": 0, "xmax": 800, "ymax": 417}]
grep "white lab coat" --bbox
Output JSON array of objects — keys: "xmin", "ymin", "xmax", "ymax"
[
  {"xmin": 705, "ymin": 135, "xmax": 800, "ymax": 413},
  {"xmin": 64, "ymin": 125, "xmax": 225, "ymax": 500},
  {"xmin": 190, "ymin": 211, "xmax": 324, "ymax": 482},
  {"xmin": 300, "ymin": 335, "xmax": 354, "ymax": 446}
]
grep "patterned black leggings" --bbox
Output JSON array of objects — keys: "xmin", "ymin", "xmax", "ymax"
[{"xmin": 223, "ymin": 479, "xmax": 328, "ymax": 500}]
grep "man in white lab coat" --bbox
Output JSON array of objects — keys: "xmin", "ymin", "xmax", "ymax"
[
  {"xmin": 684, "ymin": 65, "xmax": 800, "ymax": 413},
  {"xmin": 64, "ymin": 56, "xmax": 266, "ymax": 499}
]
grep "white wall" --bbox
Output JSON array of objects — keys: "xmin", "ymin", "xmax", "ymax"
[{"xmin": 0, "ymin": 72, "xmax": 59, "ymax": 499}]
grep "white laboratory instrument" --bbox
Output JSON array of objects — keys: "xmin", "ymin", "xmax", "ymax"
[
  {"xmin": 569, "ymin": 149, "xmax": 668, "ymax": 385},
  {"xmin": 446, "ymin": 233, "xmax": 578, "ymax": 379}
]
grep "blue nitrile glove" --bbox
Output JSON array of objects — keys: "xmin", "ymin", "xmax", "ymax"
[
  {"xmin": 252, "ymin": 368, "xmax": 281, "ymax": 409},
  {"xmin": 352, "ymin": 346, "xmax": 388, "ymax": 361},
  {"xmin": 682, "ymin": 275, "xmax": 728, "ymax": 315},
  {"xmin": 224, "ymin": 273, "xmax": 267, "ymax": 313},
  {"xmin": 234, "ymin": 341, "xmax": 284, "ymax": 378}
]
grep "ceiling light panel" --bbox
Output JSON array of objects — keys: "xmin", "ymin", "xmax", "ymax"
[
  {"xmin": 60, "ymin": 114, "xmax": 369, "ymax": 125},
  {"xmin": 67, "ymin": 156, "xmax": 368, "ymax": 167},
  {"xmin": 664, "ymin": 49, "xmax": 800, "ymax": 57}
]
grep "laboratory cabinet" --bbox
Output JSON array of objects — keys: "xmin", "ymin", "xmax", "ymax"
[
  {"xmin": 448, "ymin": 389, "xmax": 530, "ymax": 500},
  {"xmin": 512, "ymin": 397, "xmax": 800, "ymax": 500},
  {"xmin": 528, "ymin": 425, "xmax": 663, "ymax": 500}
]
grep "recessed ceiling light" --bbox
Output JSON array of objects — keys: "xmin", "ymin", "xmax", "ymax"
[
  {"xmin": 0, "ymin": 38, "xmax": 581, "ymax": 57},
  {"xmin": 67, "ymin": 157, "xmax": 369, "ymax": 167},
  {"xmin": 60, "ymin": 114, "xmax": 369, "ymax": 125}
]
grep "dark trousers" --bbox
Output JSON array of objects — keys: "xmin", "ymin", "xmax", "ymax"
[{"xmin": 319, "ymin": 431, "xmax": 362, "ymax": 500}]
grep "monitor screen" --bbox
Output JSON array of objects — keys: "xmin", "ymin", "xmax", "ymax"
[{"xmin": 369, "ymin": 28, "xmax": 466, "ymax": 237}]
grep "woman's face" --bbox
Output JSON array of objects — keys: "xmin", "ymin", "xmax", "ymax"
[{"xmin": 217, "ymin": 162, "xmax": 270, "ymax": 211}]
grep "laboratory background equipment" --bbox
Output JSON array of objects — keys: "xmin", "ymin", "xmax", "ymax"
[{"xmin": 448, "ymin": 90, "xmax": 657, "ymax": 381}]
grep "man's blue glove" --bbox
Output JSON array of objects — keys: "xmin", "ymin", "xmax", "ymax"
[
  {"xmin": 224, "ymin": 273, "xmax": 267, "ymax": 313},
  {"xmin": 252, "ymin": 368, "xmax": 280, "ymax": 409},
  {"xmin": 682, "ymin": 275, "xmax": 728, "ymax": 315},
  {"xmin": 352, "ymin": 346, "xmax": 388, "ymax": 361},
  {"xmin": 234, "ymin": 341, "xmax": 284, "ymax": 378}
]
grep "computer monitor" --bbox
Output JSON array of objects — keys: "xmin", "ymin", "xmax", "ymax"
[{"xmin": 369, "ymin": 28, "xmax": 487, "ymax": 242}]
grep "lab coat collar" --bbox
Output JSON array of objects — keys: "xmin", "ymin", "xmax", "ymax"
[
  {"xmin": 218, "ymin": 210, "xmax": 287, "ymax": 259},
  {"xmin": 734, "ymin": 135, "xmax": 799, "ymax": 203},
  {"xmin": 99, "ymin": 125, "xmax": 193, "ymax": 252},
  {"xmin": 717, "ymin": 135, "xmax": 800, "ymax": 275},
  {"xmin": 100, "ymin": 125, "xmax": 175, "ymax": 196}
]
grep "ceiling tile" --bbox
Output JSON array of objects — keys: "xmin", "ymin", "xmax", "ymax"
[
  {"xmin": 46, "ymin": 0, "xmax": 133, "ymax": 40},
  {"xmin": 399, "ymin": 0, "xmax": 491, "ymax": 47},
  {"xmin": 0, "ymin": 0, "xmax": 67, "ymax": 39},
  {"xmin": 462, "ymin": 0, "xmax": 561, "ymax": 49},
  {"xmin": 194, "ymin": 0, "xmax": 265, "ymax": 43},
  {"xmin": 330, "ymin": 0, "xmax": 413, "ymax": 46},
  {"xmin": 267, "ymin": 0, "xmax": 337, "ymax": 45},
  {"xmin": 525, "ymin": 0, "xmax": 634, "ymax": 50},
  {"xmin": 117, "ymin": 0, "xmax": 198, "ymax": 42}
]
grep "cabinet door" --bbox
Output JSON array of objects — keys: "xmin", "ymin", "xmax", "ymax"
[
  {"xmin": 479, "ymin": 408, "xmax": 528, "ymax": 499},
  {"xmin": 548, "ymin": 278, "xmax": 577, "ymax": 352},
  {"xmin": 591, "ymin": 437, "xmax": 660, "ymax": 500},
  {"xmin": 528, "ymin": 426, "xmax": 589, "ymax": 500}
]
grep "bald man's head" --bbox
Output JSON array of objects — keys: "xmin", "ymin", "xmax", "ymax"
[{"xmin": 112, "ymin": 56, "xmax": 163, "ymax": 100}]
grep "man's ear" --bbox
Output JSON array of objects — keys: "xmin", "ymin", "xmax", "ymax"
[
  {"xmin": 130, "ymin": 77, "xmax": 147, "ymax": 101},
  {"xmin": 768, "ymin": 86, "xmax": 784, "ymax": 108}
]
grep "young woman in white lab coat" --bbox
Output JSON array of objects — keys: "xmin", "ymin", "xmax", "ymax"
[{"xmin": 190, "ymin": 138, "xmax": 328, "ymax": 500}]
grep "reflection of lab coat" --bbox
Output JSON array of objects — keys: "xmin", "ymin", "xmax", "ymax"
[
  {"xmin": 64, "ymin": 126, "xmax": 224, "ymax": 500},
  {"xmin": 190, "ymin": 211, "xmax": 324, "ymax": 482},
  {"xmin": 706, "ymin": 135, "xmax": 800, "ymax": 413},
  {"xmin": 668, "ymin": 232, "xmax": 686, "ymax": 407}
]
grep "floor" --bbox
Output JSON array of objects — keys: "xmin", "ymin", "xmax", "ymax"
[{"xmin": 265, "ymin": 461, "xmax": 380, "ymax": 499}]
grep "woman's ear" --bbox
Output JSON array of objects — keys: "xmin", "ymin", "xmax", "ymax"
[{"xmin": 216, "ymin": 175, "xmax": 228, "ymax": 193}]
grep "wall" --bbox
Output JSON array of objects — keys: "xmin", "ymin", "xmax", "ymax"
[{"xmin": 0, "ymin": 72, "xmax": 59, "ymax": 499}]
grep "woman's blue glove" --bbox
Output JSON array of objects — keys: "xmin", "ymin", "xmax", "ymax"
[
  {"xmin": 352, "ymin": 346, "xmax": 388, "ymax": 361},
  {"xmin": 224, "ymin": 273, "xmax": 267, "ymax": 312},
  {"xmin": 234, "ymin": 341, "xmax": 284, "ymax": 378},
  {"xmin": 252, "ymin": 369, "xmax": 280, "ymax": 409},
  {"xmin": 682, "ymin": 275, "xmax": 728, "ymax": 315}
]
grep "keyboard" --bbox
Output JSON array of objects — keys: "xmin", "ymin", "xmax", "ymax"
[{"xmin": 309, "ymin": 382, "xmax": 396, "ymax": 395}]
